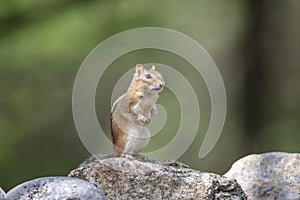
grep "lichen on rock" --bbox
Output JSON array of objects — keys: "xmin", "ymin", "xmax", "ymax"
[{"xmin": 69, "ymin": 155, "xmax": 247, "ymax": 199}]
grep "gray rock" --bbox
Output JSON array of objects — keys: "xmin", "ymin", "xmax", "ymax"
[
  {"xmin": 0, "ymin": 187, "xmax": 5, "ymax": 200},
  {"xmin": 69, "ymin": 155, "xmax": 247, "ymax": 199},
  {"xmin": 6, "ymin": 176, "xmax": 106, "ymax": 200},
  {"xmin": 79, "ymin": 154, "xmax": 113, "ymax": 167},
  {"xmin": 225, "ymin": 152, "xmax": 300, "ymax": 200}
]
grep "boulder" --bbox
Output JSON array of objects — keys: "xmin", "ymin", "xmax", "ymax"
[
  {"xmin": 6, "ymin": 176, "xmax": 106, "ymax": 200},
  {"xmin": 69, "ymin": 155, "xmax": 247, "ymax": 199},
  {"xmin": 225, "ymin": 152, "xmax": 300, "ymax": 200},
  {"xmin": 0, "ymin": 187, "xmax": 5, "ymax": 200}
]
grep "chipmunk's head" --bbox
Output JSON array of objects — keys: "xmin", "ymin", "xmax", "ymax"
[{"xmin": 134, "ymin": 64, "xmax": 165, "ymax": 93}]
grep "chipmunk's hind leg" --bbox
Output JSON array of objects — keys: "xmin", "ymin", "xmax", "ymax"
[{"xmin": 113, "ymin": 146, "xmax": 123, "ymax": 157}]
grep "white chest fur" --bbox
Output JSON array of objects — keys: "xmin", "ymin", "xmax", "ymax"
[
  {"xmin": 124, "ymin": 93, "xmax": 158, "ymax": 153},
  {"xmin": 135, "ymin": 93, "xmax": 158, "ymax": 116}
]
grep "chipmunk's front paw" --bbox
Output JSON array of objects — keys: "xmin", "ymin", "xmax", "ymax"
[
  {"xmin": 137, "ymin": 114, "xmax": 147, "ymax": 122},
  {"xmin": 144, "ymin": 118, "xmax": 151, "ymax": 125},
  {"xmin": 150, "ymin": 106, "xmax": 158, "ymax": 117},
  {"xmin": 137, "ymin": 114, "xmax": 151, "ymax": 125}
]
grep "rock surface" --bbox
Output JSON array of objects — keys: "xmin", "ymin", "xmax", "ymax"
[
  {"xmin": 6, "ymin": 176, "xmax": 106, "ymax": 200},
  {"xmin": 0, "ymin": 187, "xmax": 5, "ymax": 200},
  {"xmin": 69, "ymin": 155, "xmax": 247, "ymax": 200},
  {"xmin": 225, "ymin": 152, "xmax": 300, "ymax": 200}
]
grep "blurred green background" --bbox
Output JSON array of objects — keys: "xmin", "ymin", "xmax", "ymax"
[{"xmin": 1, "ymin": 0, "xmax": 299, "ymax": 191}]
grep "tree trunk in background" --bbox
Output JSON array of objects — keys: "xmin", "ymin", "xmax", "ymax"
[{"xmin": 240, "ymin": 0, "xmax": 287, "ymax": 151}]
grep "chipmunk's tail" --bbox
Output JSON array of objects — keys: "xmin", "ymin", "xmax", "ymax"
[{"xmin": 110, "ymin": 113, "xmax": 125, "ymax": 157}]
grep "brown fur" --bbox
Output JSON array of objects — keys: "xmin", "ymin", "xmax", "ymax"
[
  {"xmin": 111, "ymin": 116, "xmax": 127, "ymax": 156},
  {"xmin": 110, "ymin": 64, "xmax": 165, "ymax": 156}
]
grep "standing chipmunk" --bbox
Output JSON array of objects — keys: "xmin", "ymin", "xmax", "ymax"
[{"xmin": 111, "ymin": 64, "xmax": 165, "ymax": 156}]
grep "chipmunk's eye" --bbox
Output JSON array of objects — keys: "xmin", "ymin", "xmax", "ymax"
[{"xmin": 146, "ymin": 74, "xmax": 152, "ymax": 79}]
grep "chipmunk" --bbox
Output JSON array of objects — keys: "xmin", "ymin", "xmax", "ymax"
[{"xmin": 111, "ymin": 64, "xmax": 165, "ymax": 157}]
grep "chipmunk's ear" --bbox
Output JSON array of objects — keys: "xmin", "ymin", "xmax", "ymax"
[
  {"xmin": 135, "ymin": 64, "xmax": 144, "ymax": 77},
  {"xmin": 151, "ymin": 65, "xmax": 156, "ymax": 71}
]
